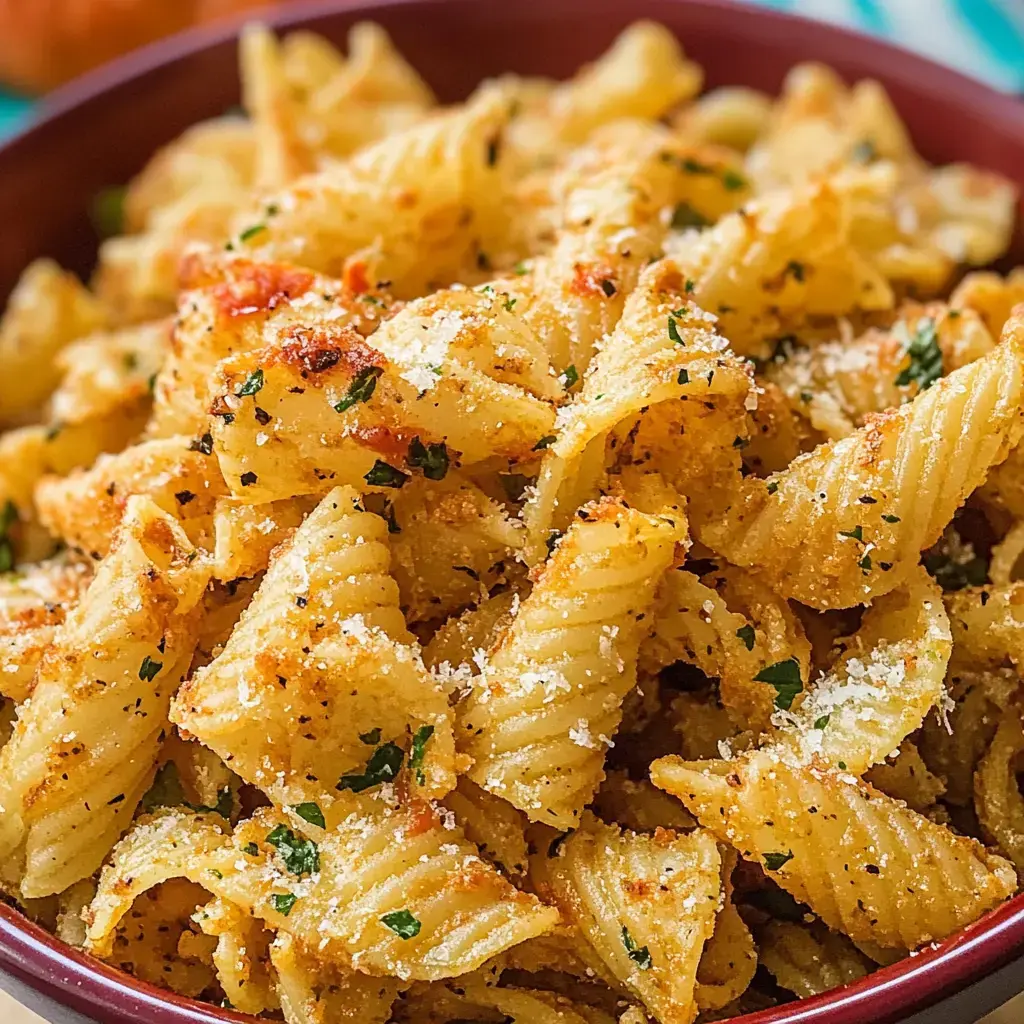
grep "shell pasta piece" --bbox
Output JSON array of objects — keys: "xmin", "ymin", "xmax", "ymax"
[
  {"xmin": 651, "ymin": 751, "xmax": 1016, "ymax": 951},
  {"xmin": 535, "ymin": 816, "xmax": 721, "ymax": 1024},
  {"xmin": 757, "ymin": 920, "xmax": 870, "ymax": 999},
  {"xmin": 0, "ymin": 498, "xmax": 208, "ymax": 897},
  {"xmin": 771, "ymin": 566, "xmax": 951, "ymax": 774},
  {"xmin": 458, "ymin": 497, "xmax": 683, "ymax": 828},
  {"xmin": 696, "ymin": 328, "xmax": 1024, "ymax": 608},
  {"xmin": 87, "ymin": 804, "xmax": 559, "ymax": 982},
  {"xmin": 172, "ymin": 486, "xmax": 455, "ymax": 811},
  {"xmin": 234, "ymin": 87, "xmax": 512, "ymax": 298}
]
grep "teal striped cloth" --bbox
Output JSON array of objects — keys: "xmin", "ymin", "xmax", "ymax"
[{"xmin": 0, "ymin": 0, "xmax": 1020, "ymax": 138}]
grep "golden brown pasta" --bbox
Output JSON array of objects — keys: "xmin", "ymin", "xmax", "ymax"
[
  {"xmin": 172, "ymin": 486, "xmax": 455, "ymax": 813},
  {"xmin": 757, "ymin": 919, "xmax": 870, "ymax": 999},
  {"xmin": 458, "ymin": 498, "xmax": 683, "ymax": 828},
  {"xmin": 0, "ymin": 498, "xmax": 208, "ymax": 897},
  {"xmin": 652, "ymin": 752, "xmax": 1016, "ymax": 950},
  {"xmin": 695, "ymin": 325, "xmax": 1024, "ymax": 608},
  {"xmin": 535, "ymin": 815, "xmax": 721, "ymax": 1024}
]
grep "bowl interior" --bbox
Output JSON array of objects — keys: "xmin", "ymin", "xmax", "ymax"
[{"xmin": 0, "ymin": 1, "xmax": 1022, "ymax": 1022}]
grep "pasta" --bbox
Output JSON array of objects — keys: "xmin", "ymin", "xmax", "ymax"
[{"xmin": 0, "ymin": 17, "xmax": 1020, "ymax": 1023}]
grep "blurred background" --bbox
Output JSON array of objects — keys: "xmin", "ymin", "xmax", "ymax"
[{"xmin": 0, "ymin": 0, "xmax": 1020, "ymax": 139}]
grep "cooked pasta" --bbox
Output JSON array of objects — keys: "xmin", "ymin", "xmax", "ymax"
[{"xmin": 0, "ymin": 17, "xmax": 1020, "ymax": 1023}]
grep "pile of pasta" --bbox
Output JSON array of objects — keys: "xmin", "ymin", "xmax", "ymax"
[{"xmin": 1, "ymin": 18, "xmax": 1024, "ymax": 1023}]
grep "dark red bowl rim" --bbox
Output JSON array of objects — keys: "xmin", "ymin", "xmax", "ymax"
[{"xmin": 1, "ymin": 1, "xmax": 1023, "ymax": 1022}]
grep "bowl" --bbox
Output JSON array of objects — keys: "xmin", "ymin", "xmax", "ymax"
[{"xmin": 0, "ymin": 1, "xmax": 1022, "ymax": 1022}]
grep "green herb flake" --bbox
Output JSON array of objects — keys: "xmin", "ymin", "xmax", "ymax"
[
  {"xmin": 533, "ymin": 435, "xmax": 557, "ymax": 451},
  {"xmin": 139, "ymin": 656, "xmax": 163, "ymax": 682},
  {"xmin": 410, "ymin": 725, "xmax": 435, "ymax": 786},
  {"xmin": 754, "ymin": 658, "xmax": 802, "ymax": 710},
  {"xmin": 293, "ymin": 802, "xmax": 325, "ymax": 829},
  {"xmin": 668, "ymin": 311, "xmax": 686, "ymax": 344},
  {"xmin": 838, "ymin": 525, "xmax": 863, "ymax": 541},
  {"xmin": 514, "ymin": 260, "xmax": 529, "ymax": 276},
  {"xmin": 408, "ymin": 437, "xmax": 450, "ymax": 480},
  {"xmin": 502, "ymin": 295, "xmax": 517, "ymax": 313},
  {"xmin": 894, "ymin": 318, "xmax": 942, "ymax": 390},
  {"xmin": 265, "ymin": 824, "xmax": 320, "ymax": 876},
  {"xmin": 678, "ymin": 368, "xmax": 690, "ymax": 385},
  {"xmin": 621, "ymin": 926, "xmax": 653, "ymax": 970},
  {"xmin": 0, "ymin": 500, "xmax": 17, "ymax": 573},
  {"xmin": 858, "ymin": 553, "xmax": 873, "ymax": 573},
  {"xmin": 763, "ymin": 850, "xmax": 794, "ymax": 872},
  {"xmin": 813, "ymin": 714, "xmax": 831, "ymax": 730},
  {"xmin": 337, "ymin": 742, "xmax": 405, "ymax": 793},
  {"xmin": 736, "ymin": 624, "xmax": 756, "ymax": 651},
  {"xmin": 882, "ymin": 514, "xmax": 901, "ymax": 524},
  {"xmin": 785, "ymin": 260, "xmax": 805, "ymax": 283},
  {"xmin": 90, "ymin": 186, "xmax": 127, "ymax": 240},
  {"xmin": 272, "ymin": 892, "xmax": 298, "ymax": 916},
  {"xmin": 721, "ymin": 168, "xmax": 747, "ymax": 192},
  {"xmin": 243, "ymin": 842, "xmax": 259, "ymax": 856},
  {"xmin": 239, "ymin": 223, "xmax": 268, "ymax": 243},
  {"xmin": 236, "ymin": 369, "xmax": 264, "ymax": 398},
  {"xmin": 189, "ymin": 433, "xmax": 214, "ymax": 456},
  {"xmin": 360, "ymin": 727, "xmax": 382, "ymax": 745},
  {"xmin": 766, "ymin": 481, "xmax": 779, "ymax": 496},
  {"xmin": 561, "ymin": 365, "xmax": 579, "ymax": 389},
  {"xmin": 334, "ymin": 366, "xmax": 383, "ymax": 413},
  {"xmin": 670, "ymin": 201, "xmax": 710, "ymax": 230},
  {"xmin": 852, "ymin": 139, "xmax": 878, "ymax": 164},
  {"xmin": 364, "ymin": 460, "xmax": 409, "ymax": 489},
  {"xmin": 685, "ymin": 278, "xmax": 696, "ymax": 293},
  {"xmin": 381, "ymin": 909, "xmax": 421, "ymax": 939}
]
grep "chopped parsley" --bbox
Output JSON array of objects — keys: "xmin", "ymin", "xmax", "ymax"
[
  {"xmin": 236, "ymin": 369, "xmax": 264, "ymax": 397},
  {"xmin": 410, "ymin": 725, "xmax": 435, "ymax": 786},
  {"xmin": 0, "ymin": 500, "xmax": 17, "ymax": 573},
  {"xmin": 882, "ymin": 514, "xmax": 901, "ymax": 523},
  {"xmin": 678, "ymin": 368, "xmax": 690, "ymax": 385},
  {"xmin": 838, "ymin": 525, "xmax": 863, "ymax": 541},
  {"xmin": 766, "ymin": 481, "xmax": 779, "ymax": 496},
  {"xmin": 265, "ymin": 824, "xmax": 319, "ymax": 876},
  {"xmin": 533, "ymin": 435, "xmax": 557, "ymax": 451},
  {"xmin": 685, "ymin": 278, "xmax": 696, "ymax": 293},
  {"xmin": 894, "ymin": 318, "xmax": 942, "ymax": 390},
  {"xmin": 561, "ymin": 365, "xmax": 579, "ymax": 389},
  {"xmin": 359, "ymin": 727, "xmax": 382, "ymax": 745},
  {"xmin": 381, "ymin": 909, "xmax": 421, "ymax": 939},
  {"xmin": 408, "ymin": 438, "xmax": 449, "ymax": 480},
  {"xmin": 670, "ymin": 201, "xmax": 710, "ymax": 230},
  {"xmin": 293, "ymin": 802, "xmax": 325, "ymax": 829},
  {"xmin": 271, "ymin": 892, "xmax": 298, "ymax": 916},
  {"xmin": 813, "ymin": 714, "xmax": 831, "ymax": 730},
  {"xmin": 514, "ymin": 260, "xmax": 529, "ymax": 276},
  {"xmin": 239, "ymin": 223, "xmax": 268, "ymax": 243},
  {"xmin": 336, "ymin": 741, "xmax": 404, "ymax": 792},
  {"xmin": 858, "ymin": 553, "xmax": 873, "ymax": 573},
  {"xmin": 668, "ymin": 309, "xmax": 687, "ymax": 344},
  {"xmin": 139, "ymin": 656, "xmax": 162, "ymax": 682},
  {"xmin": 621, "ymin": 926, "xmax": 652, "ymax": 970},
  {"xmin": 364, "ymin": 460, "xmax": 408, "ymax": 489},
  {"xmin": 785, "ymin": 260, "xmax": 805, "ymax": 283},
  {"xmin": 243, "ymin": 842, "xmax": 259, "ymax": 856},
  {"xmin": 189, "ymin": 433, "xmax": 214, "ymax": 456},
  {"xmin": 334, "ymin": 366, "xmax": 383, "ymax": 413},
  {"xmin": 90, "ymin": 186, "xmax": 126, "ymax": 239},
  {"xmin": 736, "ymin": 624, "xmax": 756, "ymax": 651},
  {"xmin": 721, "ymin": 168, "xmax": 747, "ymax": 191},
  {"xmin": 502, "ymin": 295, "xmax": 517, "ymax": 313},
  {"xmin": 754, "ymin": 658, "xmax": 802, "ymax": 710},
  {"xmin": 851, "ymin": 139, "xmax": 878, "ymax": 164},
  {"xmin": 763, "ymin": 850, "xmax": 794, "ymax": 872}
]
